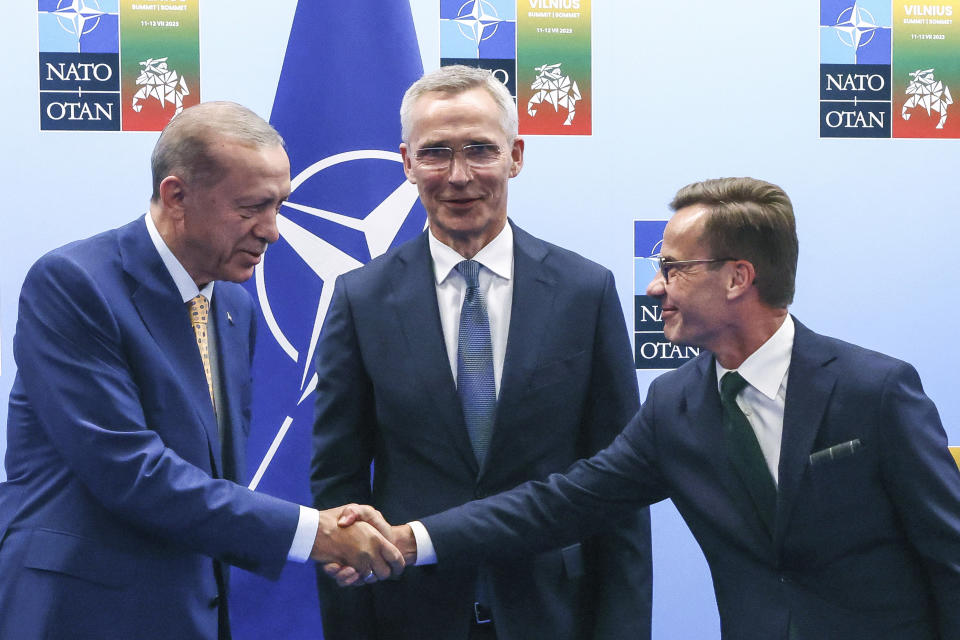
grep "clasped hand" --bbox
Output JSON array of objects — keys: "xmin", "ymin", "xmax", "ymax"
[{"xmin": 314, "ymin": 505, "xmax": 417, "ymax": 587}]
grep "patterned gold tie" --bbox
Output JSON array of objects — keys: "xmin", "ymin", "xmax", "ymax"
[{"xmin": 187, "ymin": 295, "xmax": 215, "ymax": 409}]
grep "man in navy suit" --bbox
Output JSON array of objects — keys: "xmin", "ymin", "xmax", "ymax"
[
  {"xmin": 338, "ymin": 177, "xmax": 960, "ymax": 639},
  {"xmin": 311, "ymin": 66, "xmax": 652, "ymax": 640},
  {"xmin": 0, "ymin": 102, "xmax": 402, "ymax": 640}
]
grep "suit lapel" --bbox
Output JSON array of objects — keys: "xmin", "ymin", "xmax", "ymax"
[
  {"xmin": 119, "ymin": 218, "xmax": 222, "ymax": 476},
  {"xmin": 774, "ymin": 319, "xmax": 838, "ymax": 549},
  {"xmin": 388, "ymin": 233, "xmax": 479, "ymax": 475},
  {"xmin": 488, "ymin": 224, "xmax": 555, "ymax": 472},
  {"xmin": 212, "ymin": 291, "xmax": 245, "ymax": 481}
]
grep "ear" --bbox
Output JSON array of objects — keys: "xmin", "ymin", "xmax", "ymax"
[
  {"xmin": 158, "ymin": 175, "xmax": 187, "ymax": 220},
  {"xmin": 726, "ymin": 260, "xmax": 757, "ymax": 300},
  {"xmin": 508, "ymin": 136, "xmax": 524, "ymax": 178},
  {"xmin": 399, "ymin": 143, "xmax": 416, "ymax": 184}
]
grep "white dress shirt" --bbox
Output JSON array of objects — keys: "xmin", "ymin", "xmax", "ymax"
[
  {"xmin": 428, "ymin": 222, "xmax": 514, "ymax": 395},
  {"xmin": 145, "ymin": 214, "xmax": 317, "ymax": 563},
  {"xmin": 714, "ymin": 314, "xmax": 795, "ymax": 484}
]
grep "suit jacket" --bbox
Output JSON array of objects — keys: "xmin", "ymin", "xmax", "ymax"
[
  {"xmin": 311, "ymin": 222, "xmax": 652, "ymax": 640},
  {"xmin": 422, "ymin": 319, "xmax": 960, "ymax": 640},
  {"xmin": 0, "ymin": 217, "xmax": 300, "ymax": 640}
]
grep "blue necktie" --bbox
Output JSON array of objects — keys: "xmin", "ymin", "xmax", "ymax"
[
  {"xmin": 455, "ymin": 260, "xmax": 496, "ymax": 466},
  {"xmin": 720, "ymin": 371, "xmax": 777, "ymax": 535}
]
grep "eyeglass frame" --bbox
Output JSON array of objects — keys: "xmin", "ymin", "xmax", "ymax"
[
  {"xmin": 646, "ymin": 255, "xmax": 738, "ymax": 284},
  {"xmin": 411, "ymin": 143, "xmax": 503, "ymax": 169}
]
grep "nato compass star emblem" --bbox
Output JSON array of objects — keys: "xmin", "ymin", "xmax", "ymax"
[
  {"xmin": 38, "ymin": 0, "xmax": 119, "ymax": 54},
  {"xmin": 46, "ymin": 0, "xmax": 109, "ymax": 39},
  {"xmin": 826, "ymin": 1, "xmax": 891, "ymax": 63},
  {"xmin": 248, "ymin": 150, "xmax": 425, "ymax": 487},
  {"xmin": 452, "ymin": 0, "xmax": 506, "ymax": 45},
  {"xmin": 834, "ymin": 2, "xmax": 880, "ymax": 49}
]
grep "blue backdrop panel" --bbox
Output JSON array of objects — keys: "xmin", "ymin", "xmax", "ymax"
[{"xmin": 231, "ymin": 2, "xmax": 423, "ymax": 638}]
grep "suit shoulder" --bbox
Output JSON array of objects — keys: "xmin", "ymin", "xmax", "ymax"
[
  {"xmin": 810, "ymin": 330, "xmax": 917, "ymax": 381},
  {"xmin": 26, "ymin": 227, "xmax": 123, "ymax": 290},
  {"xmin": 517, "ymin": 225, "xmax": 606, "ymax": 270},
  {"xmin": 517, "ymin": 228, "xmax": 614, "ymax": 288},
  {"xmin": 337, "ymin": 233, "xmax": 425, "ymax": 290},
  {"xmin": 542, "ymin": 240, "xmax": 609, "ymax": 274}
]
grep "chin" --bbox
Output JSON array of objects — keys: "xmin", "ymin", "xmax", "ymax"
[{"xmin": 223, "ymin": 268, "xmax": 255, "ymax": 284}]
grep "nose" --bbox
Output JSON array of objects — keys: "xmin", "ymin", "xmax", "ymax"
[
  {"xmin": 257, "ymin": 209, "xmax": 281, "ymax": 245},
  {"xmin": 447, "ymin": 152, "xmax": 471, "ymax": 186},
  {"xmin": 645, "ymin": 271, "xmax": 665, "ymax": 297}
]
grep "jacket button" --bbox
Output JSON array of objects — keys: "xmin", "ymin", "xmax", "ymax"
[{"xmin": 209, "ymin": 595, "xmax": 220, "ymax": 608}]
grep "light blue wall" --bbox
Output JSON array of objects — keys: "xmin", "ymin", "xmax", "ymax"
[{"xmin": 3, "ymin": 2, "xmax": 957, "ymax": 638}]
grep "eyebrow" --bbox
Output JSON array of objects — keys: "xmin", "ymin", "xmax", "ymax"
[
  {"xmin": 418, "ymin": 138, "xmax": 495, "ymax": 148},
  {"xmin": 238, "ymin": 195, "xmax": 284, "ymax": 208}
]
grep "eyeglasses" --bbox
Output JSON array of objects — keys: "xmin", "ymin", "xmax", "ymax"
[
  {"xmin": 413, "ymin": 143, "xmax": 503, "ymax": 169},
  {"xmin": 644, "ymin": 255, "xmax": 736, "ymax": 284}
]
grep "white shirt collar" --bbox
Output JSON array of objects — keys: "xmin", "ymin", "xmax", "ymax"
[
  {"xmin": 428, "ymin": 221, "xmax": 514, "ymax": 285},
  {"xmin": 145, "ymin": 213, "xmax": 215, "ymax": 303},
  {"xmin": 715, "ymin": 314, "xmax": 794, "ymax": 400}
]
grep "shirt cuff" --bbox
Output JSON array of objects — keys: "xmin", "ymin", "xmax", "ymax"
[
  {"xmin": 408, "ymin": 520, "xmax": 437, "ymax": 566},
  {"xmin": 288, "ymin": 505, "xmax": 320, "ymax": 563},
  {"xmin": 407, "ymin": 520, "xmax": 437, "ymax": 567}
]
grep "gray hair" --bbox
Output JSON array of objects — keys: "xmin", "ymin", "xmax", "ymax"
[
  {"xmin": 671, "ymin": 177, "xmax": 798, "ymax": 308},
  {"xmin": 150, "ymin": 101, "xmax": 285, "ymax": 201},
  {"xmin": 400, "ymin": 65, "xmax": 517, "ymax": 142}
]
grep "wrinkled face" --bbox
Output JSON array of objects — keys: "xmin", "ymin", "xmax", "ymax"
[
  {"xmin": 400, "ymin": 87, "xmax": 523, "ymax": 250},
  {"xmin": 645, "ymin": 205, "xmax": 730, "ymax": 350},
  {"xmin": 179, "ymin": 140, "xmax": 289, "ymax": 286}
]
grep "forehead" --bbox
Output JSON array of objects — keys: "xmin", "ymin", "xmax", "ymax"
[
  {"xmin": 662, "ymin": 205, "xmax": 710, "ymax": 257},
  {"xmin": 211, "ymin": 140, "xmax": 289, "ymax": 177},
  {"xmin": 205, "ymin": 140, "xmax": 290, "ymax": 199},
  {"xmin": 408, "ymin": 87, "xmax": 506, "ymax": 143}
]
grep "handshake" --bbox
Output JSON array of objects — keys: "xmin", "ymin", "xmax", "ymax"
[{"xmin": 310, "ymin": 505, "xmax": 417, "ymax": 586}]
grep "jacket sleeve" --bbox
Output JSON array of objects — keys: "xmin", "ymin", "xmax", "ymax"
[{"xmin": 13, "ymin": 252, "xmax": 300, "ymax": 579}]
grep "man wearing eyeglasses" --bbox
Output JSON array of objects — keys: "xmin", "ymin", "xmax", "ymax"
[
  {"xmin": 337, "ymin": 176, "xmax": 960, "ymax": 639},
  {"xmin": 310, "ymin": 65, "xmax": 652, "ymax": 640}
]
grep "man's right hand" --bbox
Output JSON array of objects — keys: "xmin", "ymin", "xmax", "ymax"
[{"xmin": 311, "ymin": 504, "xmax": 405, "ymax": 584}]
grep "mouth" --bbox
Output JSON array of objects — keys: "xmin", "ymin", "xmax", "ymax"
[
  {"xmin": 240, "ymin": 250, "xmax": 264, "ymax": 264},
  {"xmin": 441, "ymin": 196, "xmax": 482, "ymax": 208}
]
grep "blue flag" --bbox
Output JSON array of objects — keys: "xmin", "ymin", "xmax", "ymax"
[{"xmin": 232, "ymin": 2, "xmax": 424, "ymax": 637}]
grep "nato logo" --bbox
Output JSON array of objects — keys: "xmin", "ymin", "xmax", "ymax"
[
  {"xmin": 819, "ymin": 0, "xmax": 892, "ymax": 138},
  {"xmin": 441, "ymin": 0, "xmax": 516, "ymax": 59},
  {"xmin": 38, "ymin": 0, "xmax": 120, "ymax": 130},
  {"xmin": 820, "ymin": 0, "xmax": 891, "ymax": 65},
  {"xmin": 634, "ymin": 221, "xmax": 701, "ymax": 370}
]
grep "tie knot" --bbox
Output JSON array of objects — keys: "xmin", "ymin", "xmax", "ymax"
[
  {"xmin": 720, "ymin": 371, "xmax": 749, "ymax": 402},
  {"xmin": 455, "ymin": 260, "xmax": 481, "ymax": 289},
  {"xmin": 188, "ymin": 294, "xmax": 209, "ymax": 326}
]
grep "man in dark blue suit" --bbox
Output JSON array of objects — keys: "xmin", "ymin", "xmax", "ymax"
[
  {"xmin": 338, "ymin": 177, "xmax": 960, "ymax": 639},
  {"xmin": 311, "ymin": 66, "xmax": 652, "ymax": 640},
  {"xmin": 0, "ymin": 102, "xmax": 402, "ymax": 640}
]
